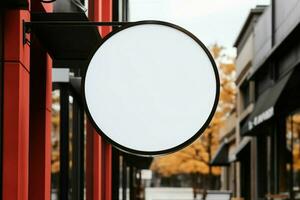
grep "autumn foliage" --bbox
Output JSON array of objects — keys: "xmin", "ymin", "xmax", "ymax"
[
  {"xmin": 151, "ymin": 44, "xmax": 236, "ymax": 178},
  {"xmin": 51, "ymin": 91, "xmax": 60, "ymax": 173},
  {"xmin": 286, "ymin": 114, "xmax": 300, "ymax": 171}
]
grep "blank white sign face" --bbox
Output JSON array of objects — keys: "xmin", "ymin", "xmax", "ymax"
[{"xmin": 84, "ymin": 21, "xmax": 219, "ymax": 156}]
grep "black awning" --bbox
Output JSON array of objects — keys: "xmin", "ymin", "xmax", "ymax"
[
  {"xmin": 241, "ymin": 71, "xmax": 293, "ymax": 135},
  {"xmin": 123, "ymin": 153, "xmax": 153, "ymax": 169},
  {"xmin": 234, "ymin": 137, "xmax": 251, "ymax": 159},
  {"xmin": 70, "ymin": 76, "xmax": 82, "ymax": 101},
  {"xmin": 210, "ymin": 140, "xmax": 230, "ymax": 166},
  {"xmin": 30, "ymin": 13, "xmax": 102, "ymax": 69},
  {"xmin": 1, "ymin": 0, "xmax": 28, "ymax": 9}
]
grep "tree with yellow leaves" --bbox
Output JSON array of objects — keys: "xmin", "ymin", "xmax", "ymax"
[
  {"xmin": 151, "ymin": 44, "xmax": 236, "ymax": 193},
  {"xmin": 286, "ymin": 114, "xmax": 300, "ymax": 172},
  {"xmin": 52, "ymin": 90, "xmax": 60, "ymax": 174}
]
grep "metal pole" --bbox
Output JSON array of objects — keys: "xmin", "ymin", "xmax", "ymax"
[
  {"xmin": 271, "ymin": 0, "xmax": 276, "ymax": 46},
  {"xmin": 112, "ymin": 148, "xmax": 120, "ymax": 200},
  {"xmin": 290, "ymin": 115, "xmax": 294, "ymax": 200},
  {"xmin": 122, "ymin": 156, "xmax": 127, "ymax": 200},
  {"xmin": 122, "ymin": 0, "xmax": 129, "ymax": 22},
  {"xmin": 60, "ymin": 83, "xmax": 70, "ymax": 200},
  {"xmin": 208, "ymin": 132, "xmax": 212, "ymax": 189},
  {"xmin": 24, "ymin": 21, "xmax": 134, "ymax": 32},
  {"xmin": 72, "ymin": 97, "xmax": 84, "ymax": 200},
  {"xmin": 129, "ymin": 166, "xmax": 135, "ymax": 200}
]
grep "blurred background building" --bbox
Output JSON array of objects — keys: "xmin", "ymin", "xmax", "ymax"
[{"xmin": 212, "ymin": 1, "xmax": 300, "ymax": 200}]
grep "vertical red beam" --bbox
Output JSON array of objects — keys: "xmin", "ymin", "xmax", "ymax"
[
  {"xmin": 102, "ymin": 142, "xmax": 112, "ymax": 200},
  {"xmin": 86, "ymin": 0, "xmax": 113, "ymax": 200},
  {"xmin": 100, "ymin": 0, "xmax": 112, "ymax": 36},
  {"xmin": 2, "ymin": 10, "xmax": 30, "ymax": 200},
  {"xmin": 28, "ymin": 38, "xmax": 52, "ymax": 200},
  {"xmin": 86, "ymin": 2, "xmax": 103, "ymax": 200},
  {"xmin": 28, "ymin": 3, "xmax": 52, "ymax": 200},
  {"xmin": 86, "ymin": 121, "xmax": 103, "ymax": 200},
  {"xmin": 100, "ymin": 1, "xmax": 113, "ymax": 200},
  {"xmin": 86, "ymin": 0, "xmax": 103, "ymax": 197}
]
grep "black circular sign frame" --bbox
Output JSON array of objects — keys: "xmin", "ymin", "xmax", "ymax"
[{"xmin": 82, "ymin": 20, "xmax": 220, "ymax": 156}]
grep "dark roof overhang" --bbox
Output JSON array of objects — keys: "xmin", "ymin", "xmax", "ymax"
[
  {"xmin": 233, "ymin": 5, "xmax": 267, "ymax": 47},
  {"xmin": 123, "ymin": 153, "xmax": 153, "ymax": 169},
  {"xmin": 210, "ymin": 139, "xmax": 231, "ymax": 166},
  {"xmin": 28, "ymin": 12, "xmax": 102, "ymax": 69},
  {"xmin": 241, "ymin": 71, "xmax": 293, "ymax": 135},
  {"xmin": 234, "ymin": 137, "xmax": 251, "ymax": 160},
  {"xmin": 250, "ymin": 22, "xmax": 300, "ymax": 79},
  {"xmin": 1, "ymin": 0, "xmax": 28, "ymax": 9}
]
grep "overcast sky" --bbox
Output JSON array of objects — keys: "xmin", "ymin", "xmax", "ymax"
[{"xmin": 129, "ymin": 0, "xmax": 270, "ymax": 56}]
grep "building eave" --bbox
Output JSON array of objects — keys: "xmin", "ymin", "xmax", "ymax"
[{"xmin": 233, "ymin": 5, "xmax": 267, "ymax": 47}]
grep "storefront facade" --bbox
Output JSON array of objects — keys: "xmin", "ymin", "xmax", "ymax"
[
  {"xmin": 211, "ymin": 6, "xmax": 266, "ymax": 200},
  {"xmin": 213, "ymin": 2, "xmax": 300, "ymax": 199},
  {"xmin": 210, "ymin": 112, "xmax": 237, "ymax": 196},
  {"xmin": 234, "ymin": 6, "xmax": 265, "ymax": 200},
  {"xmin": 235, "ymin": 1, "xmax": 300, "ymax": 200}
]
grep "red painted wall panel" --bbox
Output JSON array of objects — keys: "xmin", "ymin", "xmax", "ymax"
[
  {"xmin": 86, "ymin": 120, "xmax": 103, "ymax": 200},
  {"xmin": 3, "ymin": 62, "xmax": 30, "ymax": 200},
  {"xmin": 2, "ymin": 9, "xmax": 31, "ymax": 200},
  {"xmin": 86, "ymin": 0, "xmax": 113, "ymax": 199},
  {"xmin": 86, "ymin": 121, "xmax": 93, "ymax": 200},
  {"xmin": 29, "ymin": 38, "xmax": 52, "ymax": 200},
  {"xmin": 4, "ymin": 10, "xmax": 30, "ymax": 70},
  {"xmin": 103, "ymin": 142, "xmax": 112, "ymax": 200},
  {"xmin": 100, "ymin": 0, "xmax": 112, "ymax": 36},
  {"xmin": 100, "ymin": 1, "xmax": 113, "ymax": 199}
]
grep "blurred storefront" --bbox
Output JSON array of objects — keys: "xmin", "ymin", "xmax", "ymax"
[
  {"xmin": 211, "ymin": 6, "xmax": 266, "ymax": 200},
  {"xmin": 214, "ymin": 1, "xmax": 300, "ymax": 200},
  {"xmin": 242, "ymin": 1, "xmax": 300, "ymax": 199},
  {"xmin": 210, "ymin": 111, "xmax": 237, "ymax": 196},
  {"xmin": 234, "ymin": 6, "xmax": 266, "ymax": 200}
]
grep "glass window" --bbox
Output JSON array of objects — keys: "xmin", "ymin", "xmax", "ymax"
[{"xmin": 240, "ymin": 81, "xmax": 250, "ymax": 110}]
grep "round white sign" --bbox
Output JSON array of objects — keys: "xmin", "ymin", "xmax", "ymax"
[{"xmin": 83, "ymin": 21, "xmax": 219, "ymax": 156}]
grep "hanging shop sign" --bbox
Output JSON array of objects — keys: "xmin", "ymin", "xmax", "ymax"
[{"xmin": 83, "ymin": 21, "xmax": 220, "ymax": 156}]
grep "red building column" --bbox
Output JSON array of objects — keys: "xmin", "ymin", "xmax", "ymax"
[
  {"xmin": 86, "ymin": 0, "xmax": 112, "ymax": 200},
  {"xmin": 28, "ymin": 3, "xmax": 52, "ymax": 200},
  {"xmin": 28, "ymin": 39, "xmax": 52, "ymax": 200},
  {"xmin": 2, "ymin": 9, "xmax": 30, "ymax": 200},
  {"xmin": 86, "ymin": 121, "xmax": 103, "ymax": 200},
  {"xmin": 100, "ymin": 1, "xmax": 113, "ymax": 199}
]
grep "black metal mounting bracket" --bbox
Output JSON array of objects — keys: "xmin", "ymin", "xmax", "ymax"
[
  {"xmin": 23, "ymin": 20, "xmax": 134, "ymax": 45},
  {"xmin": 23, "ymin": 20, "xmax": 29, "ymax": 45}
]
